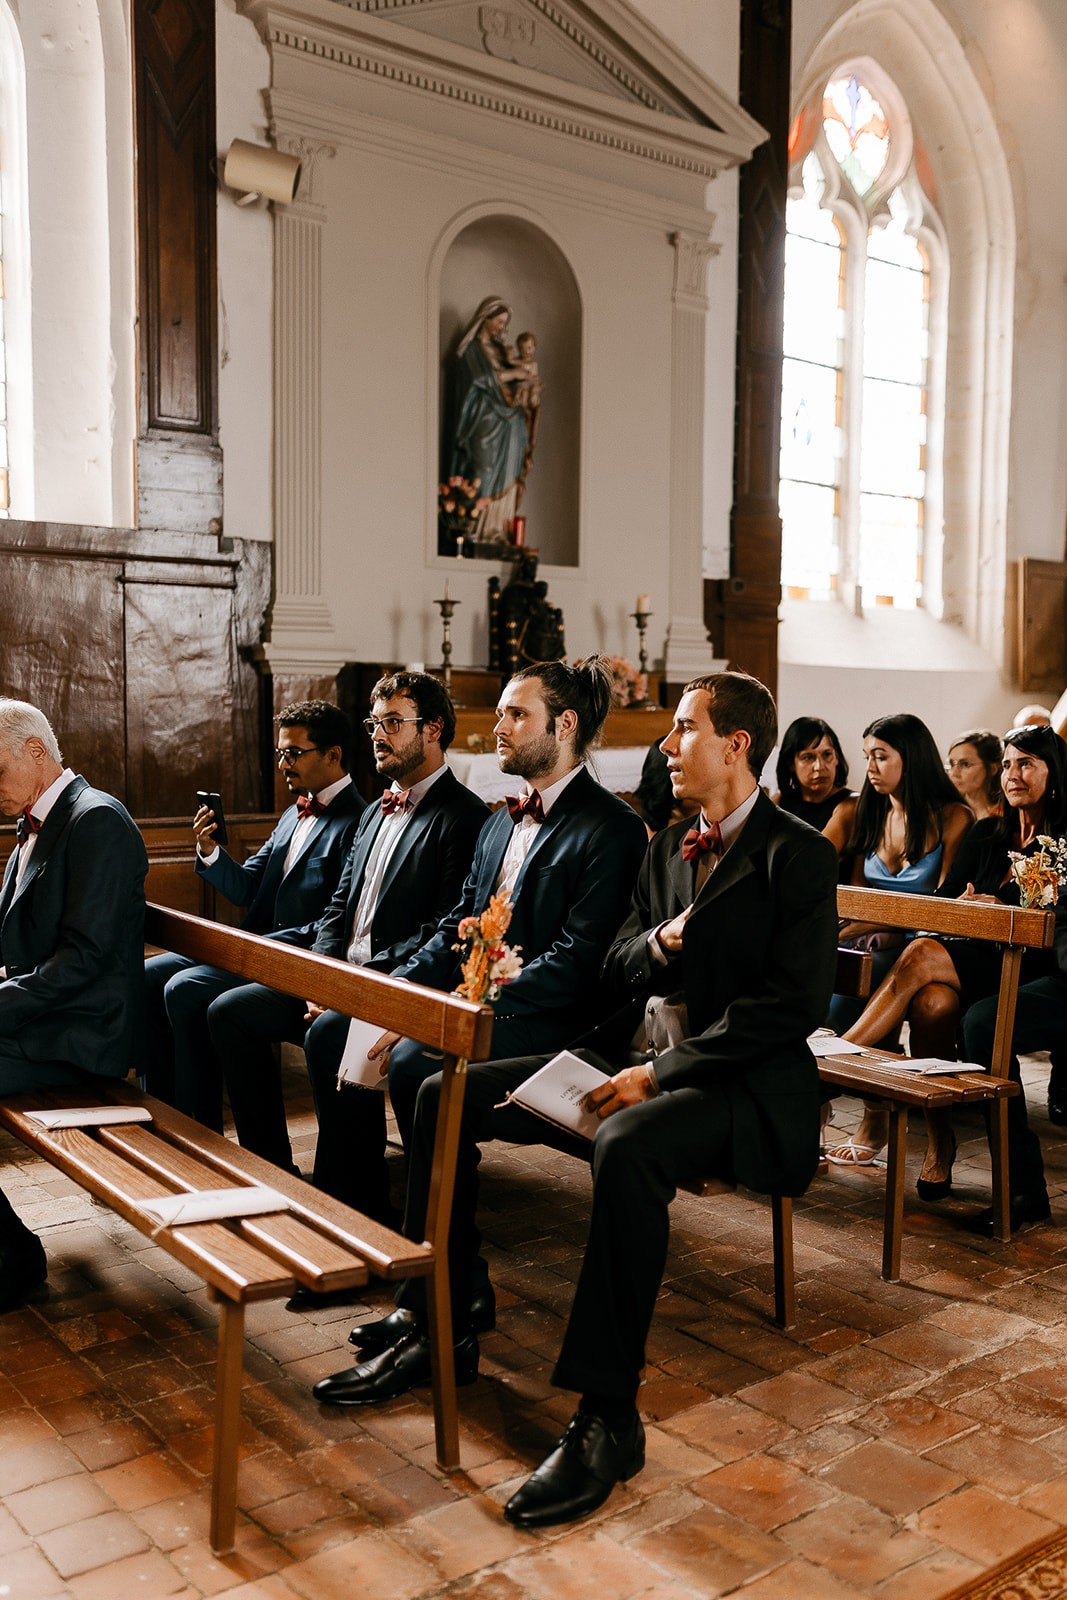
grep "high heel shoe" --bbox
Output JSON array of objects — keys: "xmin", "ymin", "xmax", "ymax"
[{"xmin": 916, "ymin": 1133, "xmax": 957, "ymax": 1201}]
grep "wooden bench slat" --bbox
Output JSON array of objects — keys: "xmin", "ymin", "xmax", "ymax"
[
  {"xmin": 815, "ymin": 1056, "xmax": 1021, "ymax": 1106},
  {"xmin": 837, "ymin": 886, "xmax": 1054, "ymax": 948},
  {"xmin": 99, "ymin": 1124, "xmax": 369, "ymax": 1290}
]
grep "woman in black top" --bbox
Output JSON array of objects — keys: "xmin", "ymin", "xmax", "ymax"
[
  {"xmin": 831, "ymin": 723, "xmax": 1067, "ymax": 1212},
  {"xmin": 775, "ymin": 716, "xmax": 856, "ymax": 857}
]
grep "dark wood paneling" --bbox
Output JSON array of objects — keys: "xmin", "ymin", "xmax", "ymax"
[
  {"xmin": 1017, "ymin": 559, "xmax": 1067, "ymax": 693},
  {"xmin": 0, "ymin": 522, "xmax": 271, "ymax": 818},
  {"xmin": 707, "ymin": 0, "xmax": 791, "ymax": 694},
  {"xmin": 134, "ymin": 0, "xmax": 217, "ymax": 436}
]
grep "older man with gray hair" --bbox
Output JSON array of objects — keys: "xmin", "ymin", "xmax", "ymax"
[{"xmin": 0, "ymin": 699, "xmax": 148, "ymax": 1311}]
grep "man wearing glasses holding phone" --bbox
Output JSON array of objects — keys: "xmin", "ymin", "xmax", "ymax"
[
  {"xmin": 143, "ymin": 700, "xmax": 365, "ymax": 1131},
  {"xmin": 213, "ymin": 672, "xmax": 487, "ymax": 1219}
]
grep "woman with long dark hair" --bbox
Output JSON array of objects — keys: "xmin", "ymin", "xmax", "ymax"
[
  {"xmin": 947, "ymin": 729, "xmax": 1002, "ymax": 822},
  {"xmin": 829, "ymin": 723, "xmax": 1067, "ymax": 1221},
  {"xmin": 775, "ymin": 716, "xmax": 856, "ymax": 855},
  {"xmin": 824, "ymin": 713, "xmax": 972, "ymax": 1166}
]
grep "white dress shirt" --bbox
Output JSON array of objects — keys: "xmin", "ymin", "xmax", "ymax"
[
  {"xmin": 495, "ymin": 762, "xmax": 584, "ymax": 903},
  {"xmin": 15, "ymin": 767, "xmax": 78, "ymax": 889},
  {"xmin": 347, "ymin": 763, "xmax": 448, "ymax": 964}
]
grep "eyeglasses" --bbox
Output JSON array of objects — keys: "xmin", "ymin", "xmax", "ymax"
[
  {"xmin": 363, "ymin": 716, "xmax": 424, "ymax": 737},
  {"xmin": 274, "ymin": 745, "xmax": 321, "ymax": 766}
]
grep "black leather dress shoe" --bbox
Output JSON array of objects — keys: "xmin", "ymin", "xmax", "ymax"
[
  {"xmin": 967, "ymin": 1192, "xmax": 1052, "ymax": 1236},
  {"xmin": 0, "ymin": 1240, "xmax": 47, "ymax": 1315},
  {"xmin": 503, "ymin": 1408, "xmax": 645, "ymax": 1528},
  {"xmin": 312, "ymin": 1330, "xmax": 479, "ymax": 1406},
  {"xmin": 348, "ymin": 1289, "xmax": 496, "ymax": 1353}
]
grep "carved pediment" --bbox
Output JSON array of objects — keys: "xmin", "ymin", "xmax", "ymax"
[{"xmin": 338, "ymin": 0, "xmax": 694, "ymax": 118}]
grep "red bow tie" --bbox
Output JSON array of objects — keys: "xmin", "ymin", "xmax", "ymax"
[
  {"xmin": 381, "ymin": 789, "xmax": 412, "ymax": 816},
  {"xmin": 16, "ymin": 808, "xmax": 42, "ymax": 846},
  {"xmin": 505, "ymin": 791, "xmax": 546, "ymax": 825},
  {"xmin": 681, "ymin": 822, "xmax": 723, "ymax": 862},
  {"xmin": 296, "ymin": 794, "xmax": 325, "ymax": 820}
]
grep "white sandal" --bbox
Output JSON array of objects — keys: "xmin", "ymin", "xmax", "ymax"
[{"xmin": 825, "ymin": 1138, "xmax": 884, "ymax": 1167}]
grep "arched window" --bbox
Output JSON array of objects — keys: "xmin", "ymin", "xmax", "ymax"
[{"xmin": 780, "ymin": 67, "xmax": 944, "ymax": 612}]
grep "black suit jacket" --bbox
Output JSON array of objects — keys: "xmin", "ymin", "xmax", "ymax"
[
  {"xmin": 394, "ymin": 766, "xmax": 648, "ymax": 1035},
  {"xmin": 195, "ymin": 781, "xmax": 365, "ymax": 940},
  {"xmin": 600, "ymin": 792, "xmax": 839, "ymax": 1196},
  {"xmin": 313, "ymin": 768, "xmax": 489, "ymax": 971},
  {"xmin": 0, "ymin": 776, "xmax": 149, "ymax": 1076}
]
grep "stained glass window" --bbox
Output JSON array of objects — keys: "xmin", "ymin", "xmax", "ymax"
[{"xmin": 780, "ymin": 71, "xmax": 935, "ymax": 610}]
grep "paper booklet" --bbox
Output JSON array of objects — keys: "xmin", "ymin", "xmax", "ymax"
[
  {"xmin": 873, "ymin": 1058, "xmax": 984, "ymax": 1077},
  {"xmin": 337, "ymin": 1017, "xmax": 390, "ymax": 1090},
  {"xmin": 807, "ymin": 1032, "xmax": 866, "ymax": 1056},
  {"xmin": 501, "ymin": 1051, "xmax": 611, "ymax": 1141}
]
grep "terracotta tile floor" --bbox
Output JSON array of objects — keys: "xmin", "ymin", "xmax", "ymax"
[{"xmin": 2, "ymin": 1052, "xmax": 1067, "ymax": 1598}]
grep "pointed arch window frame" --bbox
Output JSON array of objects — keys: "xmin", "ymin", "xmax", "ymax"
[{"xmin": 781, "ymin": 59, "xmax": 949, "ymax": 615}]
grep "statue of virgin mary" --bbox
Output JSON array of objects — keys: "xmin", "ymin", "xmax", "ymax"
[{"xmin": 446, "ymin": 296, "xmax": 532, "ymax": 540}]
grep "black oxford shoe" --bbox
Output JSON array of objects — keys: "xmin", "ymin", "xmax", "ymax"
[
  {"xmin": 312, "ymin": 1330, "xmax": 479, "ymax": 1406},
  {"xmin": 968, "ymin": 1191, "xmax": 1052, "ymax": 1236},
  {"xmin": 348, "ymin": 1289, "xmax": 496, "ymax": 1354},
  {"xmin": 0, "ymin": 1240, "xmax": 47, "ymax": 1315},
  {"xmin": 503, "ymin": 1408, "xmax": 645, "ymax": 1528}
]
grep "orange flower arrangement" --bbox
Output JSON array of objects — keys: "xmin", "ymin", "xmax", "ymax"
[{"xmin": 453, "ymin": 891, "xmax": 523, "ymax": 1003}]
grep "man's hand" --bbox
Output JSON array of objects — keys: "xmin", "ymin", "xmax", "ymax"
[
  {"xmin": 304, "ymin": 1001, "xmax": 325, "ymax": 1022},
  {"xmin": 957, "ymin": 882, "xmax": 1000, "ymax": 905},
  {"xmin": 584, "ymin": 1064, "xmax": 657, "ymax": 1120},
  {"xmin": 656, "ymin": 906, "xmax": 691, "ymax": 955},
  {"xmin": 193, "ymin": 804, "xmax": 218, "ymax": 854},
  {"xmin": 368, "ymin": 1030, "xmax": 402, "ymax": 1078}
]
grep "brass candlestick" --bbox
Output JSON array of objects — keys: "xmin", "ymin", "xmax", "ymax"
[
  {"xmin": 435, "ymin": 592, "xmax": 460, "ymax": 697},
  {"xmin": 630, "ymin": 609, "xmax": 659, "ymax": 708}
]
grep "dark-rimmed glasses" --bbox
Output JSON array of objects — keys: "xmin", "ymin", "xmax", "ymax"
[
  {"xmin": 274, "ymin": 745, "xmax": 321, "ymax": 766},
  {"xmin": 363, "ymin": 716, "xmax": 424, "ymax": 737}
]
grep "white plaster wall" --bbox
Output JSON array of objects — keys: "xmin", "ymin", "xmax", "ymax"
[
  {"xmin": 17, "ymin": 0, "xmax": 135, "ymax": 525},
  {"xmin": 216, "ymin": 0, "xmax": 274, "ymax": 543}
]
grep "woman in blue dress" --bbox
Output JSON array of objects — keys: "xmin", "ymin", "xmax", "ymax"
[
  {"xmin": 447, "ymin": 297, "xmax": 531, "ymax": 541},
  {"xmin": 824, "ymin": 713, "xmax": 972, "ymax": 1170}
]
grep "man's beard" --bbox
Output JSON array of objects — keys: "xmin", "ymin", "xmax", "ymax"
[
  {"xmin": 498, "ymin": 730, "xmax": 558, "ymax": 782},
  {"xmin": 375, "ymin": 735, "xmax": 425, "ymax": 782}
]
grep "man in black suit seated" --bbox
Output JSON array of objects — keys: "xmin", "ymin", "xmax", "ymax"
[
  {"xmin": 143, "ymin": 700, "xmax": 364, "ymax": 1134},
  {"xmin": 310, "ymin": 656, "xmax": 649, "ymax": 1384},
  {"xmin": 0, "ymin": 698, "xmax": 148, "ymax": 1311},
  {"xmin": 314, "ymin": 673, "xmax": 839, "ymax": 1532},
  {"xmin": 211, "ymin": 672, "xmax": 488, "ymax": 1218}
]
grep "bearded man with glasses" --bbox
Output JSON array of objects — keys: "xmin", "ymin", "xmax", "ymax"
[
  {"xmin": 213, "ymin": 671, "xmax": 488, "ymax": 1225},
  {"xmin": 142, "ymin": 700, "xmax": 365, "ymax": 1131}
]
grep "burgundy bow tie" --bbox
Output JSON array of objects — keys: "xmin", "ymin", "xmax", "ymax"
[
  {"xmin": 16, "ymin": 808, "xmax": 41, "ymax": 846},
  {"xmin": 381, "ymin": 789, "xmax": 412, "ymax": 816},
  {"xmin": 296, "ymin": 794, "xmax": 325, "ymax": 820},
  {"xmin": 681, "ymin": 822, "xmax": 723, "ymax": 862},
  {"xmin": 505, "ymin": 791, "xmax": 545, "ymax": 825}
]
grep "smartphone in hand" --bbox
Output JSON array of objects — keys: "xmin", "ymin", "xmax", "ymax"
[{"xmin": 194, "ymin": 790, "xmax": 228, "ymax": 847}]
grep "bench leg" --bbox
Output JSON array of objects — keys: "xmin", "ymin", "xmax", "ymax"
[
  {"xmin": 990, "ymin": 1098, "xmax": 1011, "ymax": 1241},
  {"xmin": 210, "ymin": 1296, "xmax": 245, "ymax": 1557},
  {"xmin": 881, "ymin": 1107, "xmax": 908, "ymax": 1281},
  {"xmin": 771, "ymin": 1195, "xmax": 795, "ymax": 1330},
  {"xmin": 426, "ymin": 1268, "xmax": 459, "ymax": 1473}
]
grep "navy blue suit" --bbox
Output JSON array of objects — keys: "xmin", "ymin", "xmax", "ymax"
[
  {"xmin": 0, "ymin": 776, "xmax": 148, "ymax": 1255},
  {"xmin": 385, "ymin": 765, "xmax": 649, "ymax": 1146},
  {"xmin": 212, "ymin": 769, "xmax": 488, "ymax": 1206},
  {"xmin": 144, "ymin": 782, "xmax": 365, "ymax": 1129}
]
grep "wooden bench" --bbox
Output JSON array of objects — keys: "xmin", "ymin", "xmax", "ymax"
[
  {"xmin": 819, "ymin": 886, "xmax": 1055, "ymax": 1278},
  {"xmin": 0, "ymin": 903, "xmax": 492, "ymax": 1556}
]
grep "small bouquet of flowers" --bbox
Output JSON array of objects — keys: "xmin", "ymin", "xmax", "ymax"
[
  {"xmin": 453, "ymin": 890, "xmax": 523, "ymax": 1003},
  {"xmin": 438, "ymin": 476, "xmax": 488, "ymax": 545},
  {"xmin": 605, "ymin": 655, "xmax": 648, "ymax": 709},
  {"xmin": 1009, "ymin": 835, "xmax": 1067, "ymax": 908}
]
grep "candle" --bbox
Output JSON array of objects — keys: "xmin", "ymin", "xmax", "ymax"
[
  {"xmin": 636, "ymin": 593, "xmax": 650, "ymax": 613},
  {"xmin": 444, "ymin": 579, "xmax": 450, "ymax": 601}
]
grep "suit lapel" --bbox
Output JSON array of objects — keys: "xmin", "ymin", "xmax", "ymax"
[
  {"xmin": 5, "ymin": 775, "xmax": 87, "ymax": 910},
  {"xmin": 690, "ymin": 792, "xmax": 771, "ymax": 912},
  {"xmin": 347, "ymin": 806, "xmax": 386, "ymax": 902},
  {"xmin": 475, "ymin": 811, "xmax": 514, "ymax": 907}
]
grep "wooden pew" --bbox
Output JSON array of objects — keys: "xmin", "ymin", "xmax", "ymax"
[
  {"xmin": 821, "ymin": 886, "xmax": 1055, "ymax": 1277},
  {"xmin": 0, "ymin": 904, "xmax": 493, "ymax": 1555}
]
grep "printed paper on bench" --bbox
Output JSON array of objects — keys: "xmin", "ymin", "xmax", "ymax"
[
  {"xmin": 337, "ymin": 1016, "xmax": 389, "ymax": 1090},
  {"xmin": 875, "ymin": 1058, "xmax": 984, "ymax": 1076},
  {"xmin": 25, "ymin": 1106, "xmax": 155, "ymax": 1129},
  {"xmin": 141, "ymin": 1186, "xmax": 289, "ymax": 1226},
  {"xmin": 504, "ymin": 1051, "xmax": 611, "ymax": 1141},
  {"xmin": 807, "ymin": 1033, "xmax": 865, "ymax": 1056}
]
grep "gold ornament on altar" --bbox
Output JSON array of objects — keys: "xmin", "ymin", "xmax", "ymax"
[
  {"xmin": 1008, "ymin": 836, "xmax": 1067, "ymax": 908},
  {"xmin": 453, "ymin": 891, "xmax": 524, "ymax": 1003}
]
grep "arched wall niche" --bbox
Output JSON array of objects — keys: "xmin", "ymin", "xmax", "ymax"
[
  {"xmin": 792, "ymin": 0, "xmax": 1015, "ymax": 659},
  {"xmin": 438, "ymin": 213, "xmax": 582, "ymax": 569}
]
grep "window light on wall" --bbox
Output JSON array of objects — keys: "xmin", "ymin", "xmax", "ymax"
[{"xmin": 781, "ymin": 70, "xmax": 938, "ymax": 612}]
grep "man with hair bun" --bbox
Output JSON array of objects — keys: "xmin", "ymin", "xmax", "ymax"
[
  {"xmin": 310, "ymin": 654, "xmax": 648, "ymax": 1398},
  {"xmin": 0, "ymin": 698, "xmax": 148, "ymax": 1311}
]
